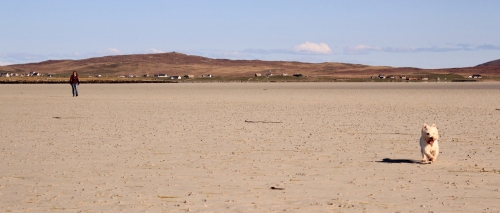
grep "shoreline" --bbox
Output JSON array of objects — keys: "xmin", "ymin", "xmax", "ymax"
[
  {"xmin": 0, "ymin": 78, "xmax": 486, "ymax": 84},
  {"xmin": 0, "ymin": 80, "xmax": 178, "ymax": 84}
]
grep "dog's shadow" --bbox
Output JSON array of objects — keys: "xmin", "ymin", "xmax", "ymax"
[{"xmin": 376, "ymin": 158, "xmax": 422, "ymax": 164}]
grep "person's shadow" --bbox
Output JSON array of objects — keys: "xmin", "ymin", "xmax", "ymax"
[{"xmin": 376, "ymin": 158, "xmax": 421, "ymax": 164}]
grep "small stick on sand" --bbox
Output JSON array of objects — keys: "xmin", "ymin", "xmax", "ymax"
[
  {"xmin": 245, "ymin": 120, "xmax": 283, "ymax": 124},
  {"xmin": 270, "ymin": 187, "xmax": 284, "ymax": 190}
]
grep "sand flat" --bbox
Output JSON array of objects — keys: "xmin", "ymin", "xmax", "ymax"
[{"xmin": 1, "ymin": 82, "xmax": 500, "ymax": 212}]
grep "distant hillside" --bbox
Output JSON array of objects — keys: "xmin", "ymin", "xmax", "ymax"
[
  {"xmin": 476, "ymin": 59, "xmax": 500, "ymax": 67},
  {"xmin": 1, "ymin": 52, "xmax": 499, "ymax": 78}
]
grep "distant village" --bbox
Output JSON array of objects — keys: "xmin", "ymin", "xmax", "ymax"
[
  {"xmin": 0, "ymin": 70, "xmax": 300, "ymax": 79},
  {"xmin": 0, "ymin": 70, "xmax": 483, "ymax": 81},
  {"xmin": 0, "ymin": 71, "xmax": 45, "ymax": 77},
  {"xmin": 370, "ymin": 73, "xmax": 482, "ymax": 81}
]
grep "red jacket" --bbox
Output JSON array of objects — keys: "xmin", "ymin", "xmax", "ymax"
[{"xmin": 70, "ymin": 75, "xmax": 80, "ymax": 85}]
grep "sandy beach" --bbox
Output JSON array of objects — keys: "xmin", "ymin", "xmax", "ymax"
[{"xmin": 1, "ymin": 82, "xmax": 499, "ymax": 212}]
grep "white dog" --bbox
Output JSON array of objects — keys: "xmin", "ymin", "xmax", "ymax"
[{"xmin": 420, "ymin": 123, "xmax": 440, "ymax": 163}]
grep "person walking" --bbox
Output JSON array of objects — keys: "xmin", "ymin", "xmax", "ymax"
[{"xmin": 69, "ymin": 71, "xmax": 80, "ymax": 97}]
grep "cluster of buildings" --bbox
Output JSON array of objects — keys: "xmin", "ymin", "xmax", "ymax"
[
  {"xmin": 371, "ymin": 74, "xmax": 429, "ymax": 81},
  {"xmin": 146, "ymin": 74, "xmax": 211, "ymax": 80},
  {"xmin": 119, "ymin": 72, "xmax": 304, "ymax": 79},
  {"xmin": 467, "ymin": 74, "xmax": 482, "ymax": 79},
  {"xmin": 253, "ymin": 73, "xmax": 303, "ymax": 77},
  {"xmin": 372, "ymin": 73, "xmax": 483, "ymax": 81},
  {"xmin": 2, "ymin": 71, "xmax": 484, "ymax": 80},
  {"xmin": 253, "ymin": 69, "xmax": 306, "ymax": 77},
  {"xmin": 0, "ymin": 71, "xmax": 45, "ymax": 77},
  {"xmin": 116, "ymin": 74, "xmax": 199, "ymax": 78}
]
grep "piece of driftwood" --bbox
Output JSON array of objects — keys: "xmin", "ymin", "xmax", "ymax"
[
  {"xmin": 270, "ymin": 187, "xmax": 284, "ymax": 190},
  {"xmin": 245, "ymin": 120, "xmax": 283, "ymax": 124}
]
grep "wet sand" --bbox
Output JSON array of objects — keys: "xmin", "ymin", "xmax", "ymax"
[{"xmin": 1, "ymin": 82, "xmax": 499, "ymax": 212}]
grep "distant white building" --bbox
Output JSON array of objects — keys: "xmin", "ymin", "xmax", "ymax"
[
  {"xmin": 155, "ymin": 74, "xmax": 168, "ymax": 77},
  {"xmin": 29, "ymin": 72, "xmax": 40, "ymax": 76},
  {"xmin": 169, "ymin": 76, "xmax": 181, "ymax": 80}
]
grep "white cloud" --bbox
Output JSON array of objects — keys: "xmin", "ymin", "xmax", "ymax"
[
  {"xmin": 146, "ymin": 48, "xmax": 165, "ymax": 53},
  {"xmin": 344, "ymin": 45, "xmax": 381, "ymax": 54},
  {"xmin": 96, "ymin": 48, "xmax": 122, "ymax": 56},
  {"xmin": 293, "ymin": 42, "xmax": 333, "ymax": 54},
  {"xmin": 0, "ymin": 61, "xmax": 12, "ymax": 66},
  {"xmin": 107, "ymin": 48, "xmax": 122, "ymax": 54}
]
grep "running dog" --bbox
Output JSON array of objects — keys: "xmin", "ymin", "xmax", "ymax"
[{"xmin": 420, "ymin": 124, "xmax": 440, "ymax": 163}]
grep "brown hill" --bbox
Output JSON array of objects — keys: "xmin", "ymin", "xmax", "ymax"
[
  {"xmin": 1, "ymin": 52, "xmax": 499, "ymax": 78},
  {"xmin": 476, "ymin": 59, "xmax": 500, "ymax": 67}
]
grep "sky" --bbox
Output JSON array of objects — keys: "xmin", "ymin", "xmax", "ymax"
[{"xmin": 1, "ymin": 0, "xmax": 499, "ymax": 68}]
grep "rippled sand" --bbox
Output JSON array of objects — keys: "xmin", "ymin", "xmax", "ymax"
[{"xmin": 1, "ymin": 82, "xmax": 499, "ymax": 212}]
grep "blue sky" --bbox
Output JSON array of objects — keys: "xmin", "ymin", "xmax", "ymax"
[{"xmin": 1, "ymin": 0, "xmax": 499, "ymax": 68}]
